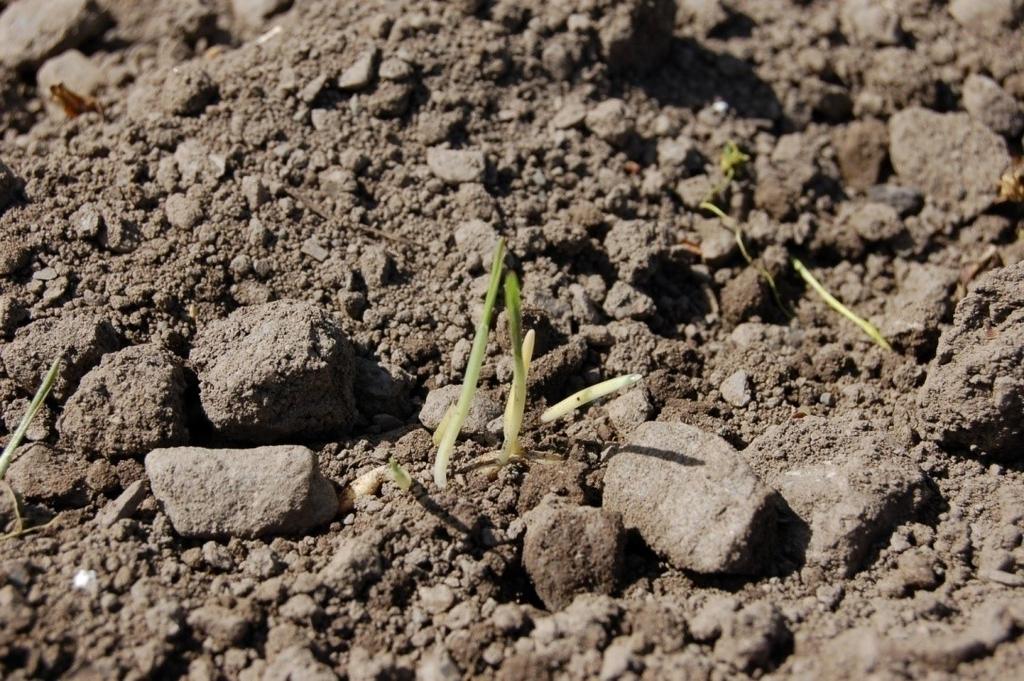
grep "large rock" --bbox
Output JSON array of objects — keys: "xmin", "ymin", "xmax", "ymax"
[
  {"xmin": 0, "ymin": 0, "xmax": 109, "ymax": 71},
  {"xmin": 190, "ymin": 301, "xmax": 356, "ymax": 441},
  {"xmin": 603, "ymin": 422, "xmax": 777, "ymax": 574},
  {"xmin": 745, "ymin": 416, "xmax": 930, "ymax": 575},
  {"xmin": 145, "ymin": 445, "xmax": 337, "ymax": 538},
  {"xmin": 916, "ymin": 262, "xmax": 1024, "ymax": 456},
  {"xmin": 0, "ymin": 312, "xmax": 119, "ymax": 400},
  {"xmin": 59, "ymin": 344, "xmax": 189, "ymax": 458},
  {"xmin": 889, "ymin": 107, "xmax": 1011, "ymax": 219},
  {"xmin": 523, "ymin": 496, "xmax": 625, "ymax": 611}
]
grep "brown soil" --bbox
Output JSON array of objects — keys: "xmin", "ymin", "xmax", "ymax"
[{"xmin": 1, "ymin": 1, "xmax": 1023, "ymax": 679}]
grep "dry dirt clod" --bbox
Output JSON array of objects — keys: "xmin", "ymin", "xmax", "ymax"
[
  {"xmin": 145, "ymin": 445, "xmax": 337, "ymax": 538},
  {"xmin": 0, "ymin": 0, "xmax": 109, "ymax": 71},
  {"xmin": 603, "ymin": 421, "xmax": 777, "ymax": 574}
]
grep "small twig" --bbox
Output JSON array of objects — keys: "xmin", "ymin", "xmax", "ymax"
[
  {"xmin": 792, "ymin": 258, "xmax": 892, "ymax": 352},
  {"xmin": 283, "ymin": 187, "xmax": 427, "ymax": 250}
]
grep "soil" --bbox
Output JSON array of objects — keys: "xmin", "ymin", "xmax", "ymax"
[{"xmin": 1, "ymin": 0, "xmax": 1023, "ymax": 679}]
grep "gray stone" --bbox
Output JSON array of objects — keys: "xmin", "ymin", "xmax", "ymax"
[
  {"xmin": 890, "ymin": 107, "xmax": 1011, "ymax": 219},
  {"xmin": 603, "ymin": 422, "xmax": 777, "ymax": 574},
  {"xmin": 950, "ymin": 0, "xmax": 1023, "ymax": 37},
  {"xmin": 916, "ymin": 262, "xmax": 1024, "ymax": 456},
  {"xmin": 585, "ymin": 99, "xmax": 634, "ymax": 146},
  {"xmin": 59, "ymin": 344, "xmax": 190, "ymax": 458},
  {"xmin": 96, "ymin": 480, "xmax": 148, "ymax": 528},
  {"xmin": 963, "ymin": 74, "xmax": 1024, "ymax": 139},
  {"xmin": 745, "ymin": 416, "xmax": 929, "ymax": 575},
  {"xmin": 523, "ymin": 496, "xmax": 625, "ymax": 611},
  {"xmin": 319, "ymin": 536, "xmax": 383, "ymax": 598},
  {"xmin": 230, "ymin": 0, "xmax": 291, "ymax": 28},
  {"xmin": 0, "ymin": 0, "xmax": 108, "ymax": 71},
  {"xmin": 840, "ymin": 0, "xmax": 900, "ymax": 45},
  {"xmin": 603, "ymin": 280, "xmax": 655, "ymax": 321},
  {"xmin": 146, "ymin": 445, "xmax": 337, "ymax": 538},
  {"xmin": 0, "ymin": 312, "xmax": 119, "ymax": 400},
  {"xmin": 426, "ymin": 148, "xmax": 487, "ymax": 184},
  {"xmin": 36, "ymin": 49, "xmax": 104, "ymax": 106},
  {"xmin": 338, "ymin": 48, "xmax": 380, "ymax": 91},
  {"xmin": 418, "ymin": 384, "xmax": 501, "ymax": 440},
  {"xmin": 191, "ymin": 301, "xmax": 356, "ymax": 441},
  {"xmin": 604, "ymin": 387, "xmax": 653, "ymax": 433},
  {"xmin": 720, "ymin": 370, "xmax": 752, "ymax": 408}
]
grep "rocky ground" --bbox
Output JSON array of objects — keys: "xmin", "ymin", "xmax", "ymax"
[{"xmin": 0, "ymin": 0, "xmax": 1023, "ymax": 679}]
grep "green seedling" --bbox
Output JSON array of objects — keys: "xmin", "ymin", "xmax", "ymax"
[
  {"xmin": 700, "ymin": 201, "xmax": 790, "ymax": 317},
  {"xmin": 499, "ymin": 270, "xmax": 535, "ymax": 466},
  {"xmin": 705, "ymin": 140, "xmax": 751, "ymax": 204},
  {"xmin": 792, "ymin": 258, "xmax": 892, "ymax": 352},
  {"xmin": 540, "ymin": 374, "xmax": 643, "ymax": 424},
  {"xmin": 433, "ymin": 238, "xmax": 507, "ymax": 489},
  {"xmin": 388, "ymin": 458, "xmax": 412, "ymax": 492},
  {"xmin": 1, "ymin": 358, "xmax": 60, "ymax": 540}
]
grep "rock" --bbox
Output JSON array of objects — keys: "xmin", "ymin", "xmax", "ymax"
[
  {"xmin": 160, "ymin": 64, "xmax": 217, "ymax": 116},
  {"xmin": 145, "ymin": 445, "xmax": 337, "ymax": 538},
  {"xmin": 585, "ymin": 99, "xmax": 634, "ymax": 147},
  {"xmin": 191, "ymin": 301, "xmax": 356, "ymax": 441},
  {"xmin": 164, "ymin": 193, "xmax": 203, "ymax": 230},
  {"xmin": 889, "ymin": 107, "xmax": 1011, "ymax": 219},
  {"xmin": 949, "ymin": 0, "xmax": 1023, "ymax": 37},
  {"xmin": 187, "ymin": 604, "xmax": 250, "ymax": 649},
  {"xmin": 263, "ymin": 646, "xmax": 338, "ymax": 681},
  {"xmin": 0, "ymin": 159, "xmax": 20, "ymax": 213},
  {"xmin": 604, "ymin": 387, "xmax": 653, "ymax": 433},
  {"xmin": 95, "ymin": 480, "xmax": 148, "ymax": 528},
  {"xmin": 426, "ymin": 148, "xmax": 486, "ymax": 185},
  {"xmin": 840, "ymin": 0, "xmax": 900, "ymax": 45},
  {"xmin": 0, "ymin": 312, "xmax": 118, "ymax": 400},
  {"xmin": 418, "ymin": 384, "xmax": 501, "ymax": 440},
  {"xmin": 834, "ymin": 119, "xmax": 888, "ymax": 191},
  {"xmin": 319, "ymin": 537, "xmax": 383, "ymax": 598},
  {"xmin": 59, "ymin": 344, "xmax": 189, "ymax": 458},
  {"xmin": 838, "ymin": 201, "xmax": 903, "ymax": 243},
  {"xmin": 693, "ymin": 217, "xmax": 737, "ymax": 266},
  {"xmin": 523, "ymin": 496, "xmax": 625, "ymax": 611},
  {"xmin": 713, "ymin": 602, "xmax": 791, "ymax": 672},
  {"xmin": 863, "ymin": 48, "xmax": 937, "ymax": 113},
  {"xmin": 366, "ymin": 81, "xmax": 413, "ymax": 118},
  {"xmin": 0, "ymin": 0, "xmax": 109, "ymax": 71},
  {"xmin": 880, "ymin": 263, "xmax": 957, "ymax": 358},
  {"xmin": 338, "ymin": 48, "xmax": 379, "ymax": 91},
  {"xmin": 230, "ymin": 0, "xmax": 291, "ymax": 28},
  {"xmin": 419, "ymin": 584, "xmax": 456, "ymax": 615},
  {"xmin": 596, "ymin": 0, "xmax": 674, "ymax": 73},
  {"xmin": 962, "ymin": 74, "xmax": 1024, "ymax": 139},
  {"xmin": 5, "ymin": 444, "xmax": 89, "ymax": 506},
  {"xmin": 916, "ymin": 262, "xmax": 1024, "ymax": 456},
  {"xmin": 417, "ymin": 647, "xmax": 461, "ymax": 681},
  {"xmin": 866, "ymin": 184, "xmax": 923, "ymax": 217},
  {"xmin": 454, "ymin": 219, "xmax": 500, "ymax": 264},
  {"xmin": 36, "ymin": 49, "xmax": 104, "ymax": 111},
  {"xmin": 603, "ymin": 422, "xmax": 777, "ymax": 574},
  {"xmin": 720, "ymin": 370, "xmax": 752, "ymax": 408},
  {"xmin": 745, "ymin": 416, "xmax": 930, "ymax": 575},
  {"xmin": 603, "ymin": 280, "xmax": 655, "ymax": 321}
]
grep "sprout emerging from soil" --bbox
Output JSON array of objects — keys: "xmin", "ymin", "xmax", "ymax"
[
  {"xmin": 1, "ymin": 358, "xmax": 60, "ymax": 540},
  {"xmin": 792, "ymin": 258, "xmax": 893, "ymax": 352},
  {"xmin": 540, "ymin": 374, "xmax": 644, "ymax": 424},
  {"xmin": 388, "ymin": 457, "xmax": 412, "ymax": 492},
  {"xmin": 499, "ymin": 271, "xmax": 535, "ymax": 466},
  {"xmin": 433, "ymin": 238, "xmax": 507, "ymax": 489}
]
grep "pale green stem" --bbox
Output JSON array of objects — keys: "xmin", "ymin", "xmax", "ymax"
[
  {"xmin": 0, "ymin": 358, "xmax": 60, "ymax": 480},
  {"xmin": 541, "ymin": 374, "xmax": 643, "ymax": 424},
  {"xmin": 388, "ymin": 458, "xmax": 412, "ymax": 492},
  {"xmin": 433, "ymin": 238, "xmax": 506, "ymax": 489},
  {"xmin": 500, "ymin": 328, "xmax": 534, "ymax": 465},
  {"xmin": 792, "ymin": 258, "xmax": 893, "ymax": 352}
]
